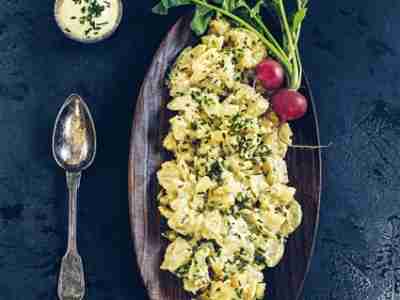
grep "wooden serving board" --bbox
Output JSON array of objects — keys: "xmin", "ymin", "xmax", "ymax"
[{"xmin": 129, "ymin": 14, "xmax": 321, "ymax": 300}]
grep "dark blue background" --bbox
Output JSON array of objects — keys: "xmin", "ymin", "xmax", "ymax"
[{"xmin": 0, "ymin": 1, "xmax": 399, "ymax": 299}]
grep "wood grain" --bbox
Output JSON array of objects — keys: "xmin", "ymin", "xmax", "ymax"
[{"xmin": 129, "ymin": 15, "xmax": 321, "ymax": 300}]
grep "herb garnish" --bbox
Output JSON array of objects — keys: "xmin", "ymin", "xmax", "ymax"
[
  {"xmin": 208, "ymin": 160, "xmax": 224, "ymax": 182},
  {"xmin": 71, "ymin": 0, "xmax": 108, "ymax": 37}
]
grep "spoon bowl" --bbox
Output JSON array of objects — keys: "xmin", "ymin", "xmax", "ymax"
[{"xmin": 52, "ymin": 94, "xmax": 96, "ymax": 172}]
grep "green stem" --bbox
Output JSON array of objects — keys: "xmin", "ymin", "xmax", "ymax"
[
  {"xmin": 251, "ymin": 16, "xmax": 288, "ymax": 61},
  {"xmin": 275, "ymin": 0, "xmax": 302, "ymax": 89},
  {"xmin": 240, "ymin": 3, "xmax": 287, "ymax": 59},
  {"xmin": 296, "ymin": 0, "xmax": 302, "ymax": 10},
  {"xmin": 276, "ymin": 0, "xmax": 296, "ymax": 60},
  {"xmin": 293, "ymin": 14, "xmax": 305, "ymax": 88},
  {"xmin": 293, "ymin": 46, "xmax": 302, "ymax": 90},
  {"xmin": 191, "ymin": 0, "xmax": 292, "ymax": 73}
]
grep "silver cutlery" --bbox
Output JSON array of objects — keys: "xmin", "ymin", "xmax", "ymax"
[{"xmin": 52, "ymin": 94, "xmax": 96, "ymax": 300}]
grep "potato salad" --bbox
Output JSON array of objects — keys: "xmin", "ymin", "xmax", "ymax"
[{"xmin": 157, "ymin": 18, "xmax": 302, "ymax": 300}]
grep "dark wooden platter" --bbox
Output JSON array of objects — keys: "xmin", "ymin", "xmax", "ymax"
[{"xmin": 129, "ymin": 14, "xmax": 321, "ymax": 300}]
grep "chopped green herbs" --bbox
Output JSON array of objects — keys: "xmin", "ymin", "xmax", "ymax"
[
  {"xmin": 71, "ymin": 0, "xmax": 107, "ymax": 37},
  {"xmin": 208, "ymin": 160, "xmax": 223, "ymax": 182}
]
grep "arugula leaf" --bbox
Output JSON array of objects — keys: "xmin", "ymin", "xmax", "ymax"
[
  {"xmin": 222, "ymin": 0, "xmax": 248, "ymax": 12},
  {"xmin": 191, "ymin": 5, "xmax": 215, "ymax": 35},
  {"xmin": 152, "ymin": 0, "xmax": 192, "ymax": 15}
]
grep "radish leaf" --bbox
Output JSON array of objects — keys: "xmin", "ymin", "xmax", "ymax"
[
  {"xmin": 152, "ymin": 0, "xmax": 192, "ymax": 15},
  {"xmin": 191, "ymin": 5, "xmax": 215, "ymax": 35}
]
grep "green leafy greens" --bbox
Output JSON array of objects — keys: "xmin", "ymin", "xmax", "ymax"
[{"xmin": 152, "ymin": 0, "xmax": 308, "ymax": 90}]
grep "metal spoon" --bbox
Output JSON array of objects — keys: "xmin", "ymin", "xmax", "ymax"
[{"xmin": 52, "ymin": 94, "xmax": 96, "ymax": 300}]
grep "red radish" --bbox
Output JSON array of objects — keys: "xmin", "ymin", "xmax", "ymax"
[
  {"xmin": 271, "ymin": 89, "xmax": 308, "ymax": 122},
  {"xmin": 256, "ymin": 59, "xmax": 285, "ymax": 90}
]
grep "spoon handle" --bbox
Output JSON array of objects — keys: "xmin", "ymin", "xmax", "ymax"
[
  {"xmin": 66, "ymin": 172, "xmax": 81, "ymax": 252},
  {"xmin": 58, "ymin": 172, "xmax": 85, "ymax": 300},
  {"xmin": 58, "ymin": 251, "xmax": 85, "ymax": 300}
]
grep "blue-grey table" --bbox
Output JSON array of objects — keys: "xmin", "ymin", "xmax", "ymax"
[{"xmin": 0, "ymin": 1, "xmax": 399, "ymax": 299}]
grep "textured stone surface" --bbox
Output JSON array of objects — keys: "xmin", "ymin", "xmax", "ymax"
[
  {"xmin": 0, "ymin": 0, "xmax": 399, "ymax": 300},
  {"xmin": 302, "ymin": 1, "xmax": 400, "ymax": 299}
]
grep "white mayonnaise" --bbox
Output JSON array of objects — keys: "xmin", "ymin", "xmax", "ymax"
[{"xmin": 55, "ymin": 0, "xmax": 122, "ymax": 42}]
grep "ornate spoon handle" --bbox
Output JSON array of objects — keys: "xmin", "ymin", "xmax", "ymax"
[{"xmin": 57, "ymin": 172, "xmax": 85, "ymax": 300}]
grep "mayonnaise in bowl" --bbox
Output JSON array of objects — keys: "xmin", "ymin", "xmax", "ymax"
[{"xmin": 55, "ymin": 0, "xmax": 123, "ymax": 43}]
